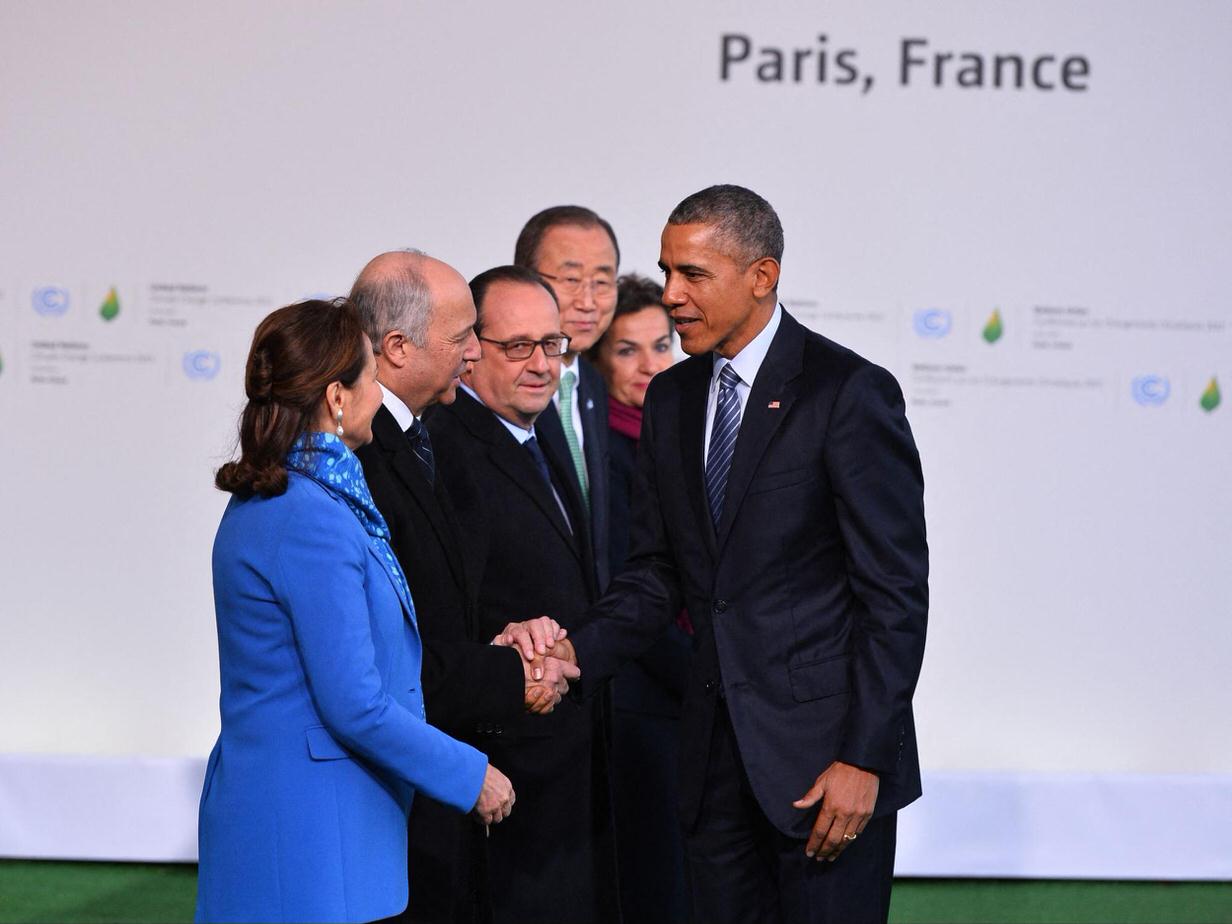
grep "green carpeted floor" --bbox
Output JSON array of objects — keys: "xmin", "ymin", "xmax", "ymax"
[{"xmin": 0, "ymin": 861, "xmax": 1228, "ymax": 923}]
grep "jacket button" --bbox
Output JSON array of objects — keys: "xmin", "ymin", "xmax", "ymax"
[
  {"xmin": 712, "ymin": 600, "xmax": 728, "ymax": 614},
  {"xmin": 704, "ymin": 680, "xmax": 716, "ymax": 692}
]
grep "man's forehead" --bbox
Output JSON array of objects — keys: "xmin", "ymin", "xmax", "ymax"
[
  {"xmin": 483, "ymin": 288, "xmax": 559, "ymax": 335},
  {"xmin": 540, "ymin": 224, "xmax": 617, "ymax": 266},
  {"xmin": 660, "ymin": 222, "xmax": 739, "ymax": 263}
]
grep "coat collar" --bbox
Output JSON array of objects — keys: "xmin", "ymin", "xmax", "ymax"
[
  {"xmin": 369, "ymin": 405, "xmax": 468, "ymax": 590},
  {"xmin": 450, "ymin": 391, "xmax": 583, "ymax": 560}
]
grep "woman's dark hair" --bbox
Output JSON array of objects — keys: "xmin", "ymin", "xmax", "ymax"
[
  {"xmin": 587, "ymin": 273, "xmax": 669, "ymax": 361},
  {"xmin": 215, "ymin": 298, "xmax": 370, "ymax": 498}
]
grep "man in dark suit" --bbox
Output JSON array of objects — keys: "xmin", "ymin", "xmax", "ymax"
[
  {"xmin": 563, "ymin": 186, "xmax": 929, "ymax": 924},
  {"xmin": 349, "ymin": 251, "xmax": 579, "ymax": 924},
  {"xmin": 514, "ymin": 206, "xmax": 619, "ymax": 590},
  {"xmin": 427, "ymin": 265, "xmax": 619, "ymax": 924}
]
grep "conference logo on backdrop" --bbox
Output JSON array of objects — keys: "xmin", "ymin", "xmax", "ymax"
[
  {"xmin": 32, "ymin": 286, "xmax": 70, "ymax": 317},
  {"xmin": 99, "ymin": 286, "xmax": 120, "ymax": 322},
  {"xmin": 183, "ymin": 350, "xmax": 221, "ymax": 381},
  {"xmin": 982, "ymin": 308, "xmax": 1004, "ymax": 344},
  {"xmin": 1130, "ymin": 374, "xmax": 1170, "ymax": 407},
  {"xmin": 1200, "ymin": 376, "xmax": 1221, "ymax": 413},
  {"xmin": 913, "ymin": 308, "xmax": 952, "ymax": 338}
]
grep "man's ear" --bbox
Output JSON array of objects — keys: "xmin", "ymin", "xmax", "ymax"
[
  {"xmin": 750, "ymin": 257, "xmax": 780, "ymax": 299},
  {"xmin": 380, "ymin": 329, "xmax": 409, "ymax": 367}
]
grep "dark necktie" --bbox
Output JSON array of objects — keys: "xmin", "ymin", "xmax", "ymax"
[
  {"xmin": 705, "ymin": 363, "xmax": 743, "ymax": 527},
  {"xmin": 405, "ymin": 417, "xmax": 435, "ymax": 486},
  {"xmin": 525, "ymin": 435, "xmax": 572, "ymax": 533}
]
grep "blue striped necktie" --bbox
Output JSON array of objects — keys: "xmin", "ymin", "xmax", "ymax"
[
  {"xmin": 705, "ymin": 363, "xmax": 743, "ymax": 527},
  {"xmin": 405, "ymin": 417, "xmax": 435, "ymax": 486}
]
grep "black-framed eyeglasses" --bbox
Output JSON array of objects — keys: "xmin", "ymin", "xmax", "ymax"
[
  {"xmin": 538, "ymin": 271, "xmax": 617, "ymax": 301},
  {"xmin": 478, "ymin": 335, "xmax": 571, "ymax": 360}
]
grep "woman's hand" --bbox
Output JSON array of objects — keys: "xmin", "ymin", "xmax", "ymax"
[{"xmin": 471, "ymin": 763, "xmax": 515, "ymax": 825}]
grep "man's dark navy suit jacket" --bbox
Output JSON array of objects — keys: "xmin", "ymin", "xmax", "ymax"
[{"xmin": 572, "ymin": 309, "xmax": 929, "ymax": 838}]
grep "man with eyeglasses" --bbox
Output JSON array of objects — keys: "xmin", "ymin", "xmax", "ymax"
[
  {"xmin": 514, "ymin": 206, "xmax": 620, "ymax": 592},
  {"xmin": 427, "ymin": 265, "xmax": 620, "ymax": 924}
]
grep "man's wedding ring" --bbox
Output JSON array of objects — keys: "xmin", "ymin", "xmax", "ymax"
[{"xmin": 843, "ymin": 833, "xmax": 858, "ymax": 841}]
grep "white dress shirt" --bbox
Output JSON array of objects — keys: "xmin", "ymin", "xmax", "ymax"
[
  {"xmin": 379, "ymin": 383, "xmax": 419, "ymax": 433},
  {"xmin": 703, "ymin": 303, "xmax": 783, "ymax": 465}
]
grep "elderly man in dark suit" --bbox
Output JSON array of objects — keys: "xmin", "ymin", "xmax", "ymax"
[
  {"xmin": 427, "ymin": 265, "xmax": 619, "ymax": 924},
  {"xmin": 514, "ymin": 206, "xmax": 619, "ymax": 591},
  {"xmin": 349, "ymin": 250, "xmax": 579, "ymax": 924},
  {"xmin": 561, "ymin": 186, "xmax": 929, "ymax": 924}
]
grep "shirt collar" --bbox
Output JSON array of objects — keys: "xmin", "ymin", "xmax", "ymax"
[
  {"xmin": 460, "ymin": 382, "xmax": 536, "ymax": 445},
  {"xmin": 380, "ymin": 383, "xmax": 417, "ymax": 432},
  {"xmin": 712, "ymin": 302, "xmax": 782, "ymax": 389}
]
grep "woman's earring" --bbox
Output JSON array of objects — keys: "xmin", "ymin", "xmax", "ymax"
[{"xmin": 335, "ymin": 407, "xmax": 344, "ymax": 437}]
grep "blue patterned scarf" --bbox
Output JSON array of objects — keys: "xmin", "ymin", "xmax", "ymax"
[{"xmin": 286, "ymin": 431, "xmax": 416, "ymax": 624}]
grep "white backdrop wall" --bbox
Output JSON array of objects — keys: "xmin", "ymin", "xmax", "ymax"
[{"xmin": 2, "ymin": 1, "xmax": 1230, "ymax": 877}]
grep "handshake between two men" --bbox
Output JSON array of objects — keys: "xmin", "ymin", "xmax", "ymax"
[
  {"xmin": 469, "ymin": 616, "xmax": 579, "ymax": 827},
  {"xmin": 492, "ymin": 615, "xmax": 579, "ymax": 715}
]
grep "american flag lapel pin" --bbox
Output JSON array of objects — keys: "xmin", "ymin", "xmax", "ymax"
[{"xmin": 767, "ymin": 400, "xmax": 781, "ymax": 409}]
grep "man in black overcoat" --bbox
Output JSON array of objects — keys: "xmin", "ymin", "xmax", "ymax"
[
  {"xmin": 350, "ymin": 251, "xmax": 579, "ymax": 924},
  {"xmin": 514, "ymin": 206, "xmax": 620, "ymax": 591},
  {"xmin": 426, "ymin": 265, "xmax": 619, "ymax": 924}
]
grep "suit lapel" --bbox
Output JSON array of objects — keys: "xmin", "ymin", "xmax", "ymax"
[
  {"xmin": 454, "ymin": 393, "xmax": 581, "ymax": 561},
  {"xmin": 677, "ymin": 356, "xmax": 717, "ymax": 557},
  {"xmin": 372, "ymin": 407, "xmax": 467, "ymax": 590},
  {"xmin": 715, "ymin": 312, "xmax": 805, "ymax": 551}
]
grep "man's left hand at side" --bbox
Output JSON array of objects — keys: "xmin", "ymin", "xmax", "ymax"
[{"xmin": 792, "ymin": 761, "xmax": 880, "ymax": 862}]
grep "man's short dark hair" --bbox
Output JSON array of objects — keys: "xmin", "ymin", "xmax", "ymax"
[
  {"xmin": 668, "ymin": 184, "xmax": 784, "ymax": 264},
  {"xmin": 513, "ymin": 205, "xmax": 621, "ymax": 270},
  {"xmin": 468, "ymin": 265, "xmax": 559, "ymax": 338}
]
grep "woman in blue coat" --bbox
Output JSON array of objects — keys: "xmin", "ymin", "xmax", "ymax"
[{"xmin": 197, "ymin": 299, "xmax": 515, "ymax": 923}]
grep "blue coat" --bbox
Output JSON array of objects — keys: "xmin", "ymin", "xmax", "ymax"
[{"xmin": 196, "ymin": 472, "xmax": 488, "ymax": 923}]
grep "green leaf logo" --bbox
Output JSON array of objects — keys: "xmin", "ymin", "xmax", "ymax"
[
  {"xmin": 99, "ymin": 286, "xmax": 120, "ymax": 322},
  {"xmin": 1200, "ymin": 376, "xmax": 1221, "ymax": 413},
  {"xmin": 982, "ymin": 308, "xmax": 1003, "ymax": 344}
]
